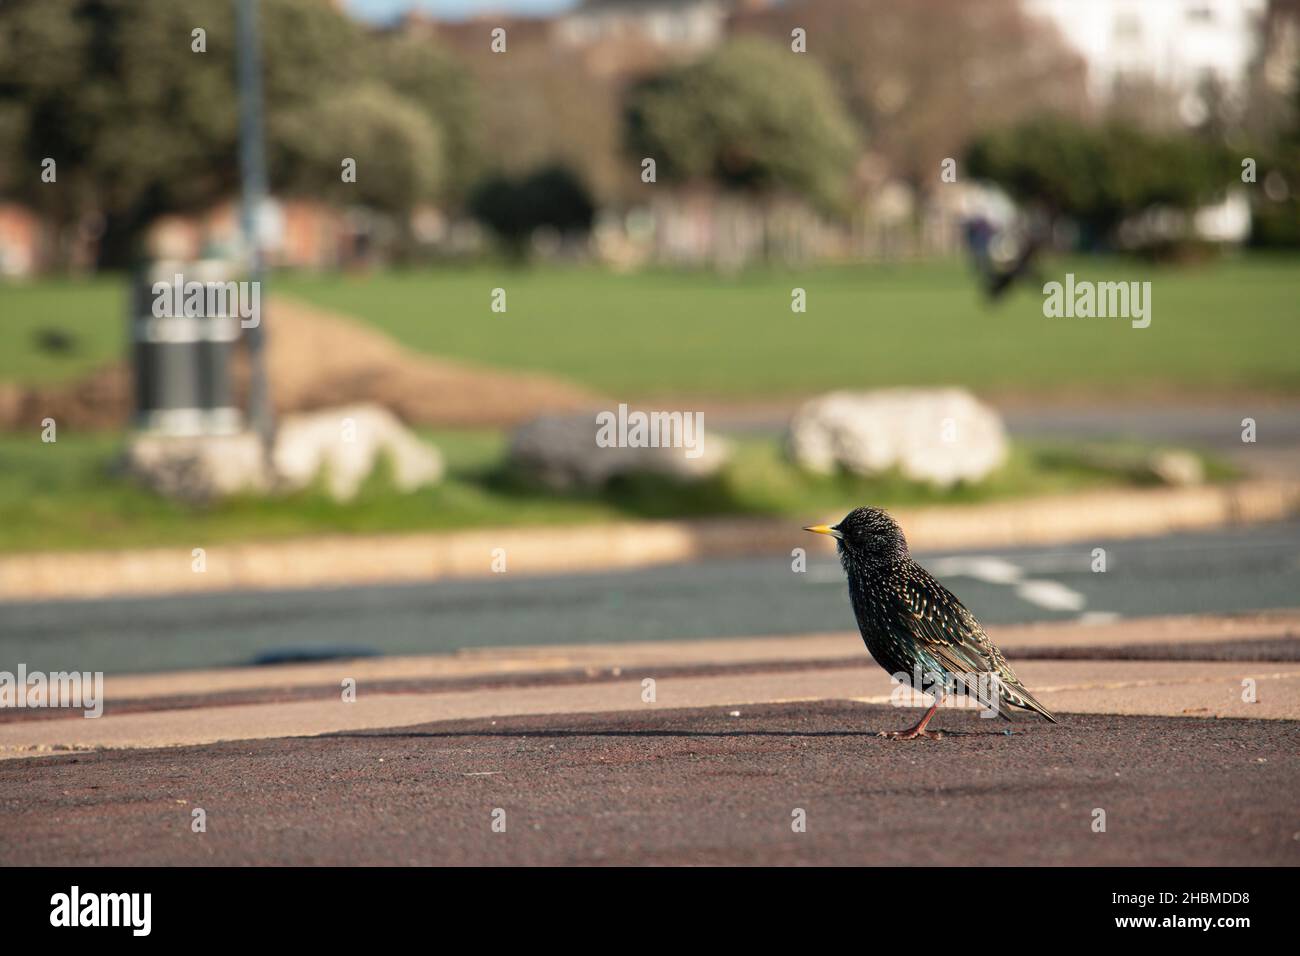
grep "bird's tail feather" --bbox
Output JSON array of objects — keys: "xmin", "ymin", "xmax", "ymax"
[{"xmin": 1003, "ymin": 684, "xmax": 1058, "ymax": 724}]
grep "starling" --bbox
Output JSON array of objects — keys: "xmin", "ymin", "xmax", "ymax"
[{"xmin": 805, "ymin": 507, "xmax": 1057, "ymax": 739}]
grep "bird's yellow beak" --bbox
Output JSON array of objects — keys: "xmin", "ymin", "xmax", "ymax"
[{"xmin": 803, "ymin": 524, "xmax": 841, "ymax": 538}]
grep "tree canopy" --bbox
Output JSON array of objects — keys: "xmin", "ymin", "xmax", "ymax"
[
  {"xmin": 733, "ymin": 0, "xmax": 1088, "ymax": 191},
  {"xmin": 0, "ymin": 0, "xmax": 472, "ymax": 266},
  {"xmin": 624, "ymin": 38, "xmax": 860, "ymax": 213},
  {"xmin": 967, "ymin": 117, "xmax": 1232, "ymax": 239},
  {"xmin": 468, "ymin": 164, "xmax": 596, "ymax": 257}
]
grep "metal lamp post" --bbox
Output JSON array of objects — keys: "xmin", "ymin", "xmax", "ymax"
[{"xmin": 235, "ymin": 0, "xmax": 273, "ymax": 449}]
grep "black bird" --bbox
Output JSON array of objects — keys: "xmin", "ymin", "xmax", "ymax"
[
  {"xmin": 805, "ymin": 507, "xmax": 1057, "ymax": 739},
  {"xmin": 33, "ymin": 328, "xmax": 76, "ymax": 354}
]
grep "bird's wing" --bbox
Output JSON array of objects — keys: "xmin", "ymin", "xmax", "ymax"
[
  {"xmin": 886, "ymin": 564, "xmax": 1056, "ymax": 721},
  {"xmin": 886, "ymin": 565, "xmax": 1006, "ymax": 677}
]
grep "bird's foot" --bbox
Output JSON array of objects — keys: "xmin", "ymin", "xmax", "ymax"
[{"xmin": 877, "ymin": 727, "xmax": 944, "ymax": 741}]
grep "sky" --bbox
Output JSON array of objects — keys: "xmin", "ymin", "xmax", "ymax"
[{"xmin": 344, "ymin": 0, "xmax": 580, "ymax": 23}]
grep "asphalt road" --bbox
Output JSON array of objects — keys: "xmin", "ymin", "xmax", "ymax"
[
  {"xmin": 2, "ymin": 701, "xmax": 1295, "ymax": 866},
  {"xmin": 1001, "ymin": 400, "xmax": 1300, "ymax": 479},
  {"xmin": 3, "ymin": 521, "xmax": 1298, "ymax": 675}
]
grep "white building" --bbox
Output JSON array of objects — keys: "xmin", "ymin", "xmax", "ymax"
[
  {"xmin": 1025, "ymin": 0, "xmax": 1268, "ymax": 122},
  {"xmin": 554, "ymin": 0, "xmax": 728, "ymax": 54}
]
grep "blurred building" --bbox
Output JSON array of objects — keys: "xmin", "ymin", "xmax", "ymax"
[
  {"xmin": 0, "ymin": 204, "xmax": 42, "ymax": 277},
  {"xmin": 1026, "ymin": 0, "xmax": 1269, "ymax": 121},
  {"xmin": 555, "ymin": 0, "xmax": 729, "ymax": 75},
  {"xmin": 404, "ymin": 0, "xmax": 772, "ymax": 77},
  {"xmin": 144, "ymin": 199, "xmax": 378, "ymax": 270},
  {"xmin": 398, "ymin": 8, "xmax": 554, "ymax": 52},
  {"xmin": 1256, "ymin": 0, "xmax": 1300, "ymax": 97}
]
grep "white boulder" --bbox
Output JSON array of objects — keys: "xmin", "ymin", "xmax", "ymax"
[
  {"xmin": 124, "ymin": 431, "xmax": 270, "ymax": 502},
  {"xmin": 126, "ymin": 403, "xmax": 443, "ymax": 503},
  {"xmin": 786, "ymin": 388, "xmax": 1008, "ymax": 487},
  {"xmin": 1146, "ymin": 449, "xmax": 1205, "ymax": 487},
  {"xmin": 272, "ymin": 403, "xmax": 443, "ymax": 501}
]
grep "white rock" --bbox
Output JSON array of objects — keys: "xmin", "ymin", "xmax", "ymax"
[
  {"xmin": 124, "ymin": 431, "xmax": 269, "ymax": 502},
  {"xmin": 508, "ymin": 410, "xmax": 731, "ymax": 490},
  {"xmin": 1148, "ymin": 449, "xmax": 1204, "ymax": 487},
  {"xmin": 126, "ymin": 404, "xmax": 444, "ymax": 503},
  {"xmin": 272, "ymin": 403, "xmax": 443, "ymax": 501},
  {"xmin": 786, "ymin": 388, "xmax": 1008, "ymax": 487}
]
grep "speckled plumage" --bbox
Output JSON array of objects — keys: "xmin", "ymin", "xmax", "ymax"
[{"xmin": 819, "ymin": 507, "xmax": 1056, "ymax": 727}]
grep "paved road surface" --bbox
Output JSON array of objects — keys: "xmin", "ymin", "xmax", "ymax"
[
  {"xmin": 1000, "ymin": 400, "xmax": 1300, "ymax": 479},
  {"xmin": 3, "ymin": 521, "xmax": 1297, "ymax": 675},
  {"xmin": 2, "ymin": 701, "xmax": 1295, "ymax": 866}
]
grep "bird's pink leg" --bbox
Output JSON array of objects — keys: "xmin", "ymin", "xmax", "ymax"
[{"xmin": 878, "ymin": 697, "xmax": 944, "ymax": 740}]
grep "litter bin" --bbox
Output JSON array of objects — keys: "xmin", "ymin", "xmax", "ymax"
[{"xmin": 131, "ymin": 259, "xmax": 244, "ymax": 436}]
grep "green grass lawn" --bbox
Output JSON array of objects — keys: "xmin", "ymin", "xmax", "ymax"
[
  {"xmin": 276, "ymin": 255, "xmax": 1300, "ymax": 396},
  {"xmin": 2, "ymin": 255, "xmax": 1297, "ymax": 395},
  {"xmin": 0, "ymin": 275, "xmax": 127, "ymax": 385},
  {"xmin": 0, "ymin": 429, "xmax": 1232, "ymax": 553}
]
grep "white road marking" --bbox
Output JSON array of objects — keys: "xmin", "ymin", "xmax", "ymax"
[
  {"xmin": 1014, "ymin": 579, "xmax": 1088, "ymax": 612},
  {"xmin": 918, "ymin": 555, "xmax": 1091, "ymax": 613},
  {"xmin": 926, "ymin": 556, "xmax": 1024, "ymax": 584},
  {"xmin": 814, "ymin": 553, "xmax": 1115, "ymax": 620}
]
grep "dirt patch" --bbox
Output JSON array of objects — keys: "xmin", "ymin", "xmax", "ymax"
[
  {"xmin": 0, "ymin": 363, "xmax": 132, "ymax": 431},
  {"xmin": 0, "ymin": 296, "xmax": 601, "ymax": 431}
]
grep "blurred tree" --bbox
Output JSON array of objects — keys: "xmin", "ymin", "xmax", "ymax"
[
  {"xmin": 731, "ymin": 0, "xmax": 1087, "ymax": 193},
  {"xmin": 523, "ymin": 166, "xmax": 597, "ymax": 235},
  {"xmin": 0, "ymin": 0, "xmax": 465, "ymax": 268},
  {"xmin": 0, "ymin": 0, "xmax": 91, "ymax": 262},
  {"xmin": 271, "ymin": 84, "xmax": 443, "ymax": 215},
  {"xmin": 467, "ymin": 173, "xmax": 526, "ymax": 254},
  {"xmin": 1249, "ymin": 59, "xmax": 1300, "ymax": 247},
  {"xmin": 1252, "ymin": 153, "xmax": 1300, "ymax": 246},
  {"xmin": 468, "ymin": 164, "xmax": 595, "ymax": 258},
  {"xmin": 372, "ymin": 32, "xmax": 479, "ymax": 201},
  {"xmin": 458, "ymin": 39, "xmax": 625, "ymax": 207},
  {"xmin": 967, "ymin": 117, "xmax": 1232, "ymax": 244},
  {"xmin": 624, "ymin": 38, "xmax": 860, "ymax": 212},
  {"xmin": 1241, "ymin": 2, "xmax": 1300, "ymax": 145}
]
